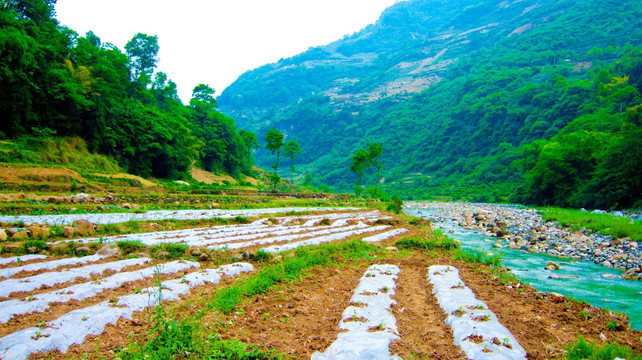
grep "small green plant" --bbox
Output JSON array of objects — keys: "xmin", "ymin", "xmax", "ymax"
[
  {"xmin": 23, "ymin": 240, "xmax": 48, "ymax": 253},
  {"xmin": 319, "ymin": 218, "xmax": 331, "ymax": 225},
  {"xmin": 607, "ymin": 321, "xmax": 618, "ymax": 330},
  {"xmin": 565, "ymin": 335, "xmax": 642, "ymax": 360},
  {"xmin": 254, "ymin": 249, "xmax": 272, "ymax": 262},
  {"xmin": 454, "ymin": 249, "xmax": 502, "ymax": 266},
  {"xmin": 579, "ymin": 309, "xmax": 593, "ymax": 321},
  {"xmin": 116, "ymin": 240, "xmax": 146, "ymax": 255}
]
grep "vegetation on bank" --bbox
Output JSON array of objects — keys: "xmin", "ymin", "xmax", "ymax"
[{"xmin": 540, "ymin": 207, "xmax": 642, "ymax": 242}]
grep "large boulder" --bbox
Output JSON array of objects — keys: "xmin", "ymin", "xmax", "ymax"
[
  {"xmin": 27, "ymin": 226, "xmax": 50, "ymax": 239},
  {"xmin": 97, "ymin": 243, "xmax": 121, "ymax": 257},
  {"xmin": 62, "ymin": 226, "xmax": 75, "ymax": 238},
  {"xmin": 72, "ymin": 219, "xmax": 94, "ymax": 236},
  {"xmin": 0, "ymin": 229, "xmax": 6, "ymax": 241},
  {"xmin": 11, "ymin": 230, "xmax": 29, "ymax": 241}
]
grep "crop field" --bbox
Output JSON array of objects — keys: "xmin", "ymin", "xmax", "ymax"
[{"xmin": 0, "ymin": 208, "xmax": 640, "ymax": 359}]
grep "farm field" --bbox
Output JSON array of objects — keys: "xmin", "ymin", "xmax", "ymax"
[{"xmin": 0, "ymin": 206, "xmax": 641, "ymax": 359}]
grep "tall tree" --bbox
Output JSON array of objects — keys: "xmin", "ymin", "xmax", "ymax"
[
  {"xmin": 264, "ymin": 128, "xmax": 285, "ymax": 189},
  {"xmin": 125, "ymin": 33, "xmax": 159, "ymax": 84},
  {"xmin": 283, "ymin": 140, "xmax": 301, "ymax": 182}
]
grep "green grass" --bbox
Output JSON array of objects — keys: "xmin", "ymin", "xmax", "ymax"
[
  {"xmin": 0, "ymin": 136, "xmax": 122, "ymax": 174},
  {"xmin": 540, "ymin": 207, "xmax": 642, "ymax": 241},
  {"xmin": 453, "ymin": 249, "xmax": 503, "ymax": 266},
  {"xmin": 565, "ymin": 336, "xmax": 642, "ymax": 360},
  {"xmin": 395, "ymin": 231, "xmax": 460, "ymax": 251},
  {"xmin": 150, "ymin": 243, "xmax": 189, "ymax": 260},
  {"xmin": 211, "ymin": 240, "xmax": 381, "ymax": 314},
  {"xmin": 116, "ymin": 240, "xmax": 146, "ymax": 255}
]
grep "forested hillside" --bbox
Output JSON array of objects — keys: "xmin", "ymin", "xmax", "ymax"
[
  {"xmin": 219, "ymin": 0, "xmax": 642, "ymax": 209},
  {"xmin": 0, "ymin": 0, "xmax": 256, "ymax": 180}
]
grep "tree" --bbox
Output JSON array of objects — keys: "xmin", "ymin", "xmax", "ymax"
[
  {"xmin": 283, "ymin": 140, "xmax": 301, "ymax": 182},
  {"xmin": 125, "ymin": 33, "xmax": 159, "ymax": 83},
  {"xmin": 264, "ymin": 128, "xmax": 285, "ymax": 189},
  {"xmin": 368, "ymin": 142, "xmax": 383, "ymax": 197},
  {"xmin": 350, "ymin": 142, "xmax": 383, "ymax": 197}
]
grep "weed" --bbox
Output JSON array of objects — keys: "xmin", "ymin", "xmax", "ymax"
[
  {"xmin": 150, "ymin": 243, "xmax": 189, "ymax": 260},
  {"xmin": 565, "ymin": 335, "xmax": 642, "ymax": 360},
  {"xmin": 23, "ymin": 240, "xmax": 48, "ymax": 253},
  {"xmin": 453, "ymin": 249, "xmax": 502, "ymax": 266},
  {"xmin": 116, "ymin": 240, "xmax": 146, "ymax": 255},
  {"xmin": 579, "ymin": 309, "xmax": 593, "ymax": 321},
  {"xmin": 395, "ymin": 234, "xmax": 460, "ymax": 251},
  {"xmin": 254, "ymin": 249, "xmax": 272, "ymax": 262}
]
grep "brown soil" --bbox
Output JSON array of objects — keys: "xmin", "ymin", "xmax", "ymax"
[
  {"xmin": 190, "ymin": 166, "xmax": 238, "ymax": 185},
  {"xmin": 0, "ymin": 165, "xmax": 101, "ymax": 193},
  {"xmin": 26, "ymin": 251, "xmax": 642, "ymax": 360},
  {"xmin": 92, "ymin": 173, "xmax": 158, "ymax": 188},
  {"xmin": 0, "ymin": 214, "xmax": 636, "ymax": 360}
]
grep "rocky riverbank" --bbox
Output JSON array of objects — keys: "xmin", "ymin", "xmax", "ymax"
[{"xmin": 407, "ymin": 202, "xmax": 642, "ymax": 281}]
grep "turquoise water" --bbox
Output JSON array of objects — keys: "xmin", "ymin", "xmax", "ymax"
[{"xmin": 406, "ymin": 207, "xmax": 642, "ymax": 330}]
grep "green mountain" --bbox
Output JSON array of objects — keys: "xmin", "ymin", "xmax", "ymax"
[{"xmin": 218, "ymin": 0, "xmax": 642, "ymax": 208}]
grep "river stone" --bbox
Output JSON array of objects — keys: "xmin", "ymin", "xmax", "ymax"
[
  {"xmin": 3, "ymin": 244, "xmax": 19, "ymax": 253},
  {"xmin": 199, "ymin": 253, "xmax": 209, "ymax": 262},
  {"xmin": 72, "ymin": 219, "xmax": 94, "ymax": 236},
  {"xmin": 0, "ymin": 229, "xmax": 6, "ymax": 241},
  {"xmin": 97, "ymin": 243, "xmax": 119, "ymax": 256},
  {"xmin": 545, "ymin": 261, "xmax": 560, "ymax": 271},
  {"xmin": 62, "ymin": 226, "xmax": 75, "ymax": 238},
  {"xmin": 27, "ymin": 225, "xmax": 49, "ymax": 239},
  {"xmin": 497, "ymin": 228, "xmax": 510, "ymax": 237},
  {"xmin": 122, "ymin": 203, "xmax": 132, "ymax": 209},
  {"xmin": 603, "ymin": 260, "xmax": 613, "ymax": 268},
  {"xmin": 12, "ymin": 230, "xmax": 29, "ymax": 241},
  {"xmin": 75, "ymin": 246, "xmax": 91, "ymax": 256}
]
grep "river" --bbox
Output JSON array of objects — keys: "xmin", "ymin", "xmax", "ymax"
[{"xmin": 405, "ymin": 204, "xmax": 642, "ymax": 330}]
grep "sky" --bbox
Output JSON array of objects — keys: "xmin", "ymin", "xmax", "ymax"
[{"xmin": 54, "ymin": 0, "xmax": 404, "ymax": 103}]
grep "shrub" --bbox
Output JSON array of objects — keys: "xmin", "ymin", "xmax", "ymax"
[
  {"xmin": 565, "ymin": 335, "xmax": 642, "ymax": 360},
  {"xmin": 23, "ymin": 240, "xmax": 48, "ymax": 253},
  {"xmin": 117, "ymin": 240, "xmax": 146, "ymax": 255}
]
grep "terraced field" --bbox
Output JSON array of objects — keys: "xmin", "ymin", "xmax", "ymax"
[{"xmin": 0, "ymin": 207, "xmax": 640, "ymax": 359}]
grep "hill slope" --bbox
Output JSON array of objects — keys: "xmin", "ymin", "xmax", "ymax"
[{"xmin": 218, "ymin": 0, "xmax": 642, "ymax": 207}]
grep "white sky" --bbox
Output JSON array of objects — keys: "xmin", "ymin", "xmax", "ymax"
[{"xmin": 54, "ymin": 0, "xmax": 403, "ymax": 103}]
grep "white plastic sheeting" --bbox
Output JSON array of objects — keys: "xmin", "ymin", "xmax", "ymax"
[
  {"xmin": 53, "ymin": 211, "xmax": 384, "ymax": 246},
  {"xmin": 0, "ymin": 260, "xmax": 199, "ymax": 323},
  {"xmin": 209, "ymin": 223, "xmax": 372, "ymax": 251},
  {"xmin": 0, "ymin": 262, "xmax": 253, "ymax": 360},
  {"xmin": 0, "ymin": 255, "xmax": 47, "ymax": 266},
  {"xmin": 0, "ymin": 257, "xmax": 150, "ymax": 297},
  {"xmin": 0, "ymin": 254, "xmax": 105, "ymax": 278},
  {"xmin": 0, "ymin": 207, "xmax": 361, "ymax": 226},
  {"xmin": 361, "ymin": 228, "xmax": 408, "ymax": 243},
  {"xmin": 262, "ymin": 225, "xmax": 391, "ymax": 253},
  {"xmin": 312, "ymin": 264, "xmax": 401, "ymax": 360},
  {"xmin": 428, "ymin": 265, "xmax": 527, "ymax": 360}
]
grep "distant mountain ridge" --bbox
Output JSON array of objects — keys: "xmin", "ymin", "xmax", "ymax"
[{"xmin": 218, "ymin": 0, "xmax": 642, "ymax": 207}]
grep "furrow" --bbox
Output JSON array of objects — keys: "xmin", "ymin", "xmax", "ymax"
[
  {"xmin": 361, "ymin": 228, "xmax": 408, "ymax": 243},
  {"xmin": 0, "ymin": 254, "xmax": 107, "ymax": 279},
  {"xmin": 0, "ymin": 260, "xmax": 199, "ymax": 323},
  {"xmin": 0, "ymin": 258, "xmax": 151, "ymax": 297},
  {"xmin": 0, "ymin": 255, "xmax": 47, "ymax": 266},
  {"xmin": 0, "ymin": 263, "xmax": 253, "ymax": 360},
  {"xmin": 262, "ymin": 225, "xmax": 391, "ymax": 253},
  {"xmin": 209, "ymin": 223, "xmax": 372, "ymax": 251},
  {"xmin": 428, "ymin": 265, "xmax": 527, "ymax": 360},
  {"xmin": 312, "ymin": 264, "xmax": 401, "ymax": 360},
  {"xmin": 0, "ymin": 207, "xmax": 361, "ymax": 226}
]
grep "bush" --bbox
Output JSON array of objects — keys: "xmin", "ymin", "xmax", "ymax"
[
  {"xmin": 23, "ymin": 240, "xmax": 48, "ymax": 253},
  {"xmin": 453, "ymin": 249, "xmax": 503, "ymax": 266},
  {"xmin": 117, "ymin": 240, "xmax": 146, "ymax": 255},
  {"xmin": 386, "ymin": 196, "xmax": 403, "ymax": 214},
  {"xmin": 565, "ymin": 336, "xmax": 642, "ymax": 360},
  {"xmin": 150, "ymin": 243, "xmax": 189, "ymax": 259}
]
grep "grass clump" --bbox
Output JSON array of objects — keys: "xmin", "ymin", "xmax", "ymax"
[
  {"xmin": 212, "ymin": 240, "xmax": 380, "ymax": 314},
  {"xmin": 565, "ymin": 335, "xmax": 642, "ymax": 360},
  {"xmin": 23, "ymin": 240, "xmax": 48, "ymax": 253},
  {"xmin": 117, "ymin": 240, "xmax": 146, "ymax": 255},
  {"xmin": 541, "ymin": 207, "xmax": 642, "ymax": 242},
  {"xmin": 395, "ymin": 232, "xmax": 460, "ymax": 251},
  {"xmin": 454, "ymin": 249, "xmax": 503, "ymax": 266},
  {"xmin": 150, "ymin": 243, "xmax": 189, "ymax": 260}
]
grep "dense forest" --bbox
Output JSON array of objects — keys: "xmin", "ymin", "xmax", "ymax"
[
  {"xmin": 219, "ymin": 0, "xmax": 642, "ymax": 209},
  {"xmin": 0, "ymin": 0, "xmax": 256, "ymax": 179}
]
